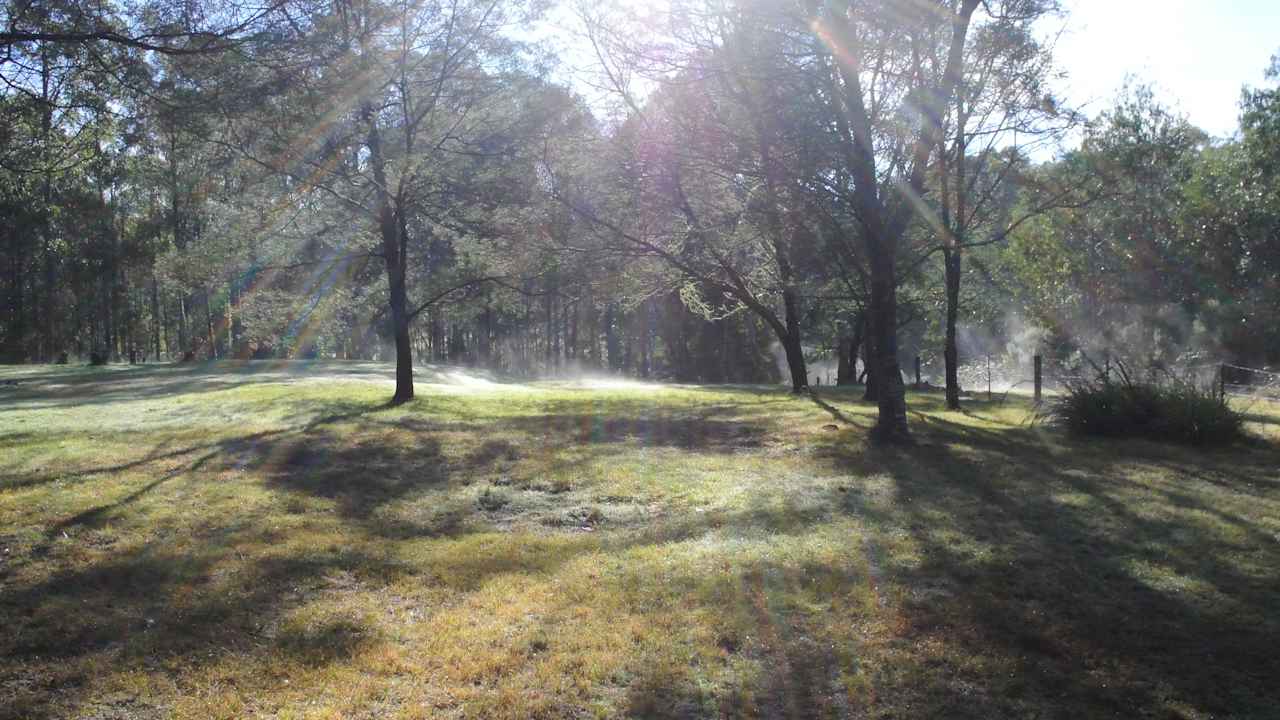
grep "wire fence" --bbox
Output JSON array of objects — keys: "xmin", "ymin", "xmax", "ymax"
[{"xmin": 922, "ymin": 355, "xmax": 1280, "ymax": 405}]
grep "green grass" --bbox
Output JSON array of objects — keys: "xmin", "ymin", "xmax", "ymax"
[{"xmin": 2, "ymin": 361, "xmax": 1279, "ymax": 719}]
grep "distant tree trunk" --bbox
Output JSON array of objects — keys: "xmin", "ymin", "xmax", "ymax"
[
  {"xmin": 605, "ymin": 302, "xmax": 621, "ymax": 371},
  {"xmin": 544, "ymin": 285, "xmax": 554, "ymax": 372},
  {"xmin": 104, "ymin": 272, "xmax": 115, "ymax": 362},
  {"xmin": 39, "ymin": 49, "xmax": 56, "ymax": 362},
  {"xmin": 838, "ymin": 312, "xmax": 865, "ymax": 386},
  {"xmin": 479, "ymin": 296, "xmax": 492, "ymax": 367},
  {"xmin": 150, "ymin": 274, "xmax": 161, "ymax": 360},
  {"xmin": 429, "ymin": 313, "xmax": 444, "ymax": 362},
  {"xmin": 836, "ymin": 336, "xmax": 851, "ymax": 386},
  {"xmin": 227, "ymin": 275, "xmax": 241, "ymax": 357},
  {"xmin": 204, "ymin": 291, "xmax": 216, "ymax": 359},
  {"xmin": 621, "ymin": 308, "xmax": 633, "ymax": 374},
  {"xmin": 862, "ymin": 333, "xmax": 877, "ymax": 402},
  {"xmin": 639, "ymin": 299, "xmax": 651, "ymax": 378},
  {"xmin": 565, "ymin": 299, "xmax": 576, "ymax": 362},
  {"xmin": 585, "ymin": 292, "xmax": 600, "ymax": 368}
]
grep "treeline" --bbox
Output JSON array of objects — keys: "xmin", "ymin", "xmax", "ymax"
[{"xmin": 1, "ymin": 0, "xmax": 1278, "ymax": 442}]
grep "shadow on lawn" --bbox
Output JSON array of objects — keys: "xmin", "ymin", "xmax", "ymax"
[
  {"xmin": 1, "ymin": 389, "xmax": 804, "ymax": 716},
  {"xmin": 818, "ymin": 415, "xmax": 1280, "ymax": 718},
  {"xmin": 6, "ymin": 385, "xmax": 1279, "ymax": 718},
  {"xmin": 0, "ymin": 360, "xmax": 407, "ymax": 415},
  {"xmin": 0, "ymin": 363, "xmax": 283, "ymax": 413}
]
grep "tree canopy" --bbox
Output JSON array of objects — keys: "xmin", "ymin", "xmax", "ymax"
[{"xmin": 2, "ymin": 0, "xmax": 1278, "ymax": 442}]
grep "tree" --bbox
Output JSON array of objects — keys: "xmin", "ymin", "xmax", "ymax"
[
  {"xmin": 1001, "ymin": 86, "xmax": 1211, "ymax": 366},
  {"xmin": 805, "ymin": 0, "xmax": 983, "ymax": 442},
  {"xmin": 0, "ymin": 0, "xmax": 291, "ymax": 57},
  {"xmin": 558, "ymin": 0, "xmax": 827, "ymax": 392},
  {"xmin": 228, "ymin": 0, "xmax": 558, "ymax": 403},
  {"xmin": 928, "ymin": 0, "xmax": 1072, "ymax": 409}
]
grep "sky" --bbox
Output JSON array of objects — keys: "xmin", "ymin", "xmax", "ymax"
[
  {"xmin": 1050, "ymin": 0, "xmax": 1280, "ymax": 139},
  {"xmin": 537, "ymin": 1, "xmax": 1280, "ymax": 141}
]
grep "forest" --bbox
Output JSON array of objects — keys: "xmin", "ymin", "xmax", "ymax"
[
  {"xmin": 3, "ymin": 1, "xmax": 1280, "ymax": 718},
  {"xmin": 4, "ymin": 0, "xmax": 1277, "ymax": 439}
]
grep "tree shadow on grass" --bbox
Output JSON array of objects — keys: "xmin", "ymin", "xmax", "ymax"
[
  {"xmin": 0, "ymin": 535, "xmax": 409, "ymax": 718},
  {"xmin": 20, "ymin": 380, "xmax": 1277, "ymax": 716},
  {"xmin": 822, "ymin": 415, "xmax": 1280, "ymax": 718},
  {"xmin": 0, "ymin": 397, "xmax": 394, "ymax": 494},
  {"xmin": 260, "ymin": 428, "xmax": 449, "ymax": 525},
  {"xmin": 492, "ymin": 411, "xmax": 773, "ymax": 452},
  {"xmin": 0, "ymin": 360, "xmax": 435, "ymax": 416},
  {"xmin": 807, "ymin": 391, "xmax": 872, "ymax": 430}
]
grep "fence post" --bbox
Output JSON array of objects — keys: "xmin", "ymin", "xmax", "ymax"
[
  {"xmin": 914, "ymin": 355, "xmax": 922, "ymax": 389},
  {"xmin": 987, "ymin": 355, "xmax": 992, "ymax": 401},
  {"xmin": 1034, "ymin": 355, "xmax": 1042, "ymax": 403},
  {"xmin": 1219, "ymin": 363, "xmax": 1226, "ymax": 401}
]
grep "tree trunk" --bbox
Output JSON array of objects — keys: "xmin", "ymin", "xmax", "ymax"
[
  {"xmin": 638, "ymin": 299, "xmax": 651, "ymax": 378},
  {"xmin": 944, "ymin": 248, "xmax": 962, "ymax": 410},
  {"xmin": 150, "ymin": 275, "xmax": 161, "ymax": 360},
  {"xmin": 479, "ymin": 296, "xmax": 492, "ymax": 367},
  {"xmin": 861, "ymin": 332, "xmax": 876, "ymax": 401},
  {"xmin": 840, "ymin": 312, "xmax": 865, "ymax": 386},
  {"xmin": 39, "ymin": 49, "xmax": 56, "ymax": 362},
  {"xmin": 366, "ymin": 108, "xmax": 413, "ymax": 404},
  {"xmin": 867, "ymin": 236, "xmax": 910, "ymax": 443},
  {"xmin": 605, "ymin": 302, "xmax": 621, "ymax": 371},
  {"xmin": 836, "ymin": 336, "xmax": 851, "ymax": 385},
  {"xmin": 782, "ymin": 331, "xmax": 808, "ymax": 394},
  {"xmin": 388, "ymin": 268, "xmax": 413, "ymax": 403},
  {"xmin": 204, "ymin": 291, "xmax": 216, "ymax": 359},
  {"xmin": 781, "ymin": 288, "xmax": 808, "ymax": 393}
]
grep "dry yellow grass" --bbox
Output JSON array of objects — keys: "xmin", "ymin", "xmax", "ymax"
[{"xmin": 1, "ymin": 361, "xmax": 1278, "ymax": 719}]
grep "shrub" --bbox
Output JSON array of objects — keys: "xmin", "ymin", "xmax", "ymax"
[
  {"xmin": 477, "ymin": 487, "xmax": 510, "ymax": 511},
  {"xmin": 1054, "ymin": 367, "xmax": 1243, "ymax": 446}
]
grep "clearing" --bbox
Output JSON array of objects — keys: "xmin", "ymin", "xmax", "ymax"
[{"xmin": 1, "ymin": 361, "xmax": 1278, "ymax": 719}]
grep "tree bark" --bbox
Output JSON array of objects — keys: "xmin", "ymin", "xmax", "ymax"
[
  {"xmin": 840, "ymin": 312, "xmax": 865, "ymax": 386},
  {"xmin": 605, "ymin": 302, "xmax": 621, "ymax": 371},
  {"xmin": 944, "ymin": 248, "xmax": 962, "ymax": 409},
  {"xmin": 836, "ymin": 335, "xmax": 851, "ymax": 385},
  {"xmin": 862, "ymin": 332, "xmax": 877, "ymax": 402},
  {"xmin": 781, "ymin": 288, "xmax": 808, "ymax": 393},
  {"xmin": 366, "ymin": 108, "xmax": 414, "ymax": 404},
  {"xmin": 867, "ymin": 234, "xmax": 909, "ymax": 442},
  {"xmin": 39, "ymin": 49, "xmax": 55, "ymax": 362}
]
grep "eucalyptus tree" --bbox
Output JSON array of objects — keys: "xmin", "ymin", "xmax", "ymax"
[
  {"xmin": 1003, "ymin": 70, "xmax": 1280, "ymax": 370},
  {"xmin": 800, "ymin": 0, "xmax": 984, "ymax": 442},
  {"xmin": 924, "ymin": 0, "xmax": 1078, "ymax": 408},
  {"xmin": 227, "ymin": 0, "xmax": 565, "ymax": 402},
  {"xmin": 1001, "ymin": 88, "xmax": 1206, "ymax": 364},
  {"xmin": 559, "ymin": 0, "xmax": 831, "ymax": 392}
]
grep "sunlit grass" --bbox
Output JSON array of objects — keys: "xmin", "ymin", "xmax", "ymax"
[{"xmin": 1, "ymin": 362, "xmax": 1278, "ymax": 718}]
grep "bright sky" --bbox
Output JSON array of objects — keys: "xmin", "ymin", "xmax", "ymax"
[
  {"xmin": 1051, "ymin": 0, "xmax": 1280, "ymax": 138},
  {"xmin": 538, "ymin": 1, "xmax": 1279, "ymax": 140}
]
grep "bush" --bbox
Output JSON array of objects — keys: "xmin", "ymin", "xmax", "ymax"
[
  {"xmin": 1054, "ymin": 370, "xmax": 1243, "ymax": 446},
  {"xmin": 477, "ymin": 487, "xmax": 510, "ymax": 511}
]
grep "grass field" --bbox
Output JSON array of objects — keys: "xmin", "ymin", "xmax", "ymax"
[{"xmin": 2, "ymin": 361, "xmax": 1279, "ymax": 719}]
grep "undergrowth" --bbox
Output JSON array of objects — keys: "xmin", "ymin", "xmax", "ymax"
[{"xmin": 1054, "ymin": 361, "xmax": 1244, "ymax": 446}]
